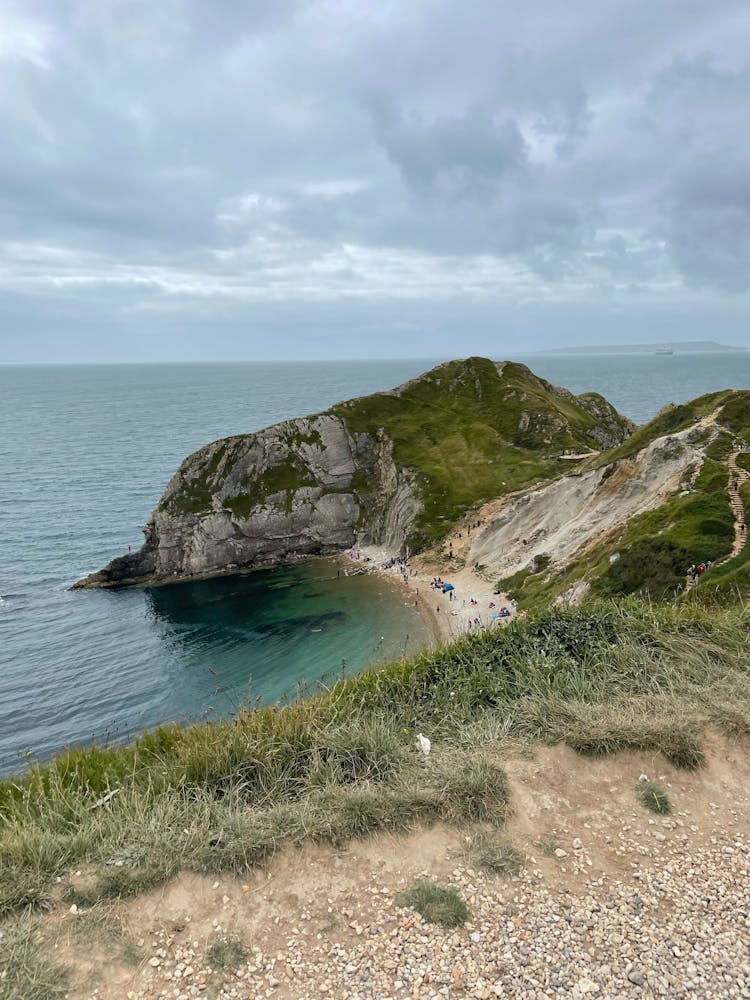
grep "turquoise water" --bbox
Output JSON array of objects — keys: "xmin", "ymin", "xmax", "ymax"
[{"xmin": 3, "ymin": 352, "xmax": 750, "ymax": 775}]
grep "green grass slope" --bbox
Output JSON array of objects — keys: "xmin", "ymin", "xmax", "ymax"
[
  {"xmin": 333, "ymin": 358, "xmax": 632, "ymax": 547},
  {"xmin": 158, "ymin": 358, "xmax": 633, "ymax": 551}
]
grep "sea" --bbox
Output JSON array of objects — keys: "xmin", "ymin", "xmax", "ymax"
[{"xmin": 2, "ymin": 351, "xmax": 750, "ymax": 776}]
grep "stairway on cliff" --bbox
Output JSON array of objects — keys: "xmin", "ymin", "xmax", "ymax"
[{"xmin": 685, "ymin": 448, "xmax": 750, "ymax": 592}]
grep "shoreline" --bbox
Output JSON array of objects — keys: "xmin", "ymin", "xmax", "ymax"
[
  {"xmin": 343, "ymin": 542, "xmax": 516, "ymax": 647},
  {"xmin": 73, "ymin": 541, "xmax": 513, "ymax": 651}
]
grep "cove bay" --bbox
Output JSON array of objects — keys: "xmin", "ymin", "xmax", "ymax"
[{"xmin": 3, "ymin": 351, "xmax": 750, "ymax": 774}]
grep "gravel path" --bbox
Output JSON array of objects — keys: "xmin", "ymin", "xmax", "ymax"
[{"xmin": 131, "ymin": 833, "xmax": 749, "ymax": 1000}]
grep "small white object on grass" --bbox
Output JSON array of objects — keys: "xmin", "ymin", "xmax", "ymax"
[
  {"xmin": 417, "ymin": 733, "xmax": 431, "ymax": 756},
  {"xmin": 638, "ymin": 773, "xmax": 649, "ymax": 783}
]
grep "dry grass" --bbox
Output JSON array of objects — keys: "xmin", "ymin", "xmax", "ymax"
[{"xmin": 0, "ymin": 917, "xmax": 68, "ymax": 1000}]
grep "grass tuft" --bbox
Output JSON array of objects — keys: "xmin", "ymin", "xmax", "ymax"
[
  {"xmin": 433, "ymin": 754, "xmax": 510, "ymax": 824},
  {"xmin": 0, "ymin": 869, "xmax": 52, "ymax": 920},
  {"xmin": 205, "ymin": 935, "xmax": 246, "ymax": 969},
  {"xmin": 637, "ymin": 781, "xmax": 671, "ymax": 814},
  {"xmin": 95, "ymin": 865, "xmax": 170, "ymax": 901},
  {"xmin": 395, "ymin": 880, "xmax": 469, "ymax": 928},
  {"xmin": 537, "ymin": 835, "xmax": 561, "ymax": 857},
  {"xmin": 466, "ymin": 832, "xmax": 523, "ymax": 876}
]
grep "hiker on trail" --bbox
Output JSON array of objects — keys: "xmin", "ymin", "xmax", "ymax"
[
  {"xmin": 742, "ymin": 523, "xmax": 747, "ymax": 534},
  {"xmin": 697, "ymin": 563, "xmax": 705, "ymax": 576},
  {"xmin": 733, "ymin": 479, "xmax": 739, "ymax": 492}
]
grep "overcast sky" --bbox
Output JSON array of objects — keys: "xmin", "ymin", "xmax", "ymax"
[{"xmin": 1, "ymin": 1, "xmax": 749, "ymax": 362}]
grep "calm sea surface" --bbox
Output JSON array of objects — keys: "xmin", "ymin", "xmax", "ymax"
[{"xmin": 2, "ymin": 352, "xmax": 750, "ymax": 775}]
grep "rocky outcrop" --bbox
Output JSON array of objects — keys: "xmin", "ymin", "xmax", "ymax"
[
  {"xmin": 75, "ymin": 413, "xmax": 421, "ymax": 588},
  {"xmin": 75, "ymin": 357, "xmax": 634, "ymax": 589}
]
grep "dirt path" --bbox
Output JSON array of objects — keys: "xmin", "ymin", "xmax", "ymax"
[
  {"xmin": 48, "ymin": 735, "xmax": 750, "ymax": 999},
  {"xmin": 686, "ymin": 447, "xmax": 750, "ymax": 591},
  {"xmin": 723, "ymin": 449, "xmax": 750, "ymax": 560}
]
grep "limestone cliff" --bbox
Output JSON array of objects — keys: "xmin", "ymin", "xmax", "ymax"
[
  {"xmin": 74, "ymin": 357, "xmax": 634, "ymax": 588},
  {"xmin": 76, "ymin": 414, "xmax": 419, "ymax": 587}
]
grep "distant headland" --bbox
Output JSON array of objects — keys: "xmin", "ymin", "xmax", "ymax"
[{"xmin": 535, "ymin": 341, "xmax": 747, "ymax": 355}]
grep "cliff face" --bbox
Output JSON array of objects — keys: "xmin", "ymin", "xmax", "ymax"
[
  {"xmin": 469, "ymin": 420, "xmax": 712, "ymax": 583},
  {"xmin": 75, "ymin": 357, "xmax": 634, "ymax": 588},
  {"xmin": 76, "ymin": 413, "xmax": 420, "ymax": 587}
]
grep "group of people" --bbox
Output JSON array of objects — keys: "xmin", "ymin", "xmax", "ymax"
[
  {"xmin": 687, "ymin": 561, "xmax": 713, "ymax": 583},
  {"xmin": 455, "ymin": 520, "xmax": 481, "ymax": 541}
]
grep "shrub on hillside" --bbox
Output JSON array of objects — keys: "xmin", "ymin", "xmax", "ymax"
[{"xmin": 597, "ymin": 538, "xmax": 692, "ymax": 598}]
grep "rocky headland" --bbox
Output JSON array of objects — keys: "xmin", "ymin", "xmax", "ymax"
[
  {"xmin": 73, "ymin": 358, "xmax": 633, "ymax": 589},
  {"xmin": 74, "ymin": 354, "xmax": 750, "ymax": 609}
]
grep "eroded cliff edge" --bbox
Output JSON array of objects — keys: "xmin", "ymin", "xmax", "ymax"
[{"xmin": 74, "ymin": 358, "xmax": 634, "ymax": 588}]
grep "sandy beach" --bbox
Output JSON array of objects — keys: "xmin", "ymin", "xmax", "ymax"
[{"xmin": 343, "ymin": 514, "xmax": 516, "ymax": 647}]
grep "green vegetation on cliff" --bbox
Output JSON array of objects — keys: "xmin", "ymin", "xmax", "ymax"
[
  {"xmin": 154, "ymin": 358, "xmax": 633, "ymax": 555},
  {"xmin": 334, "ymin": 358, "xmax": 631, "ymax": 546}
]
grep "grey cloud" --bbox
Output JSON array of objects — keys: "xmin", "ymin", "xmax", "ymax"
[
  {"xmin": 532, "ymin": 85, "xmax": 592, "ymax": 158},
  {"xmin": 0, "ymin": 1, "xmax": 749, "ymax": 362},
  {"xmin": 370, "ymin": 102, "xmax": 528, "ymax": 199},
  {"xmin": 664, "ymin": 157, "xmax": 750, "ymax": 292}
]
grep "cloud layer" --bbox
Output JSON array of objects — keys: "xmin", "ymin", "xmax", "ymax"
[{"xmin": 0, "ymin": 0, "xmax": 748, "ymax": 360}]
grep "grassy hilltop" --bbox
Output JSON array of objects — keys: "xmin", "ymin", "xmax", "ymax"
[
  {"xmin": 332, "ymin": 358, "xmax": 632, "ymax": 547},
  {"xmin": 78, "ymin": 357, "xmax": 634, "ymax": 589}
]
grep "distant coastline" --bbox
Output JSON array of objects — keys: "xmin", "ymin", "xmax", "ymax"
[{"xmin": 535, "ymin": 341, "xmax": 747, "ymax": 356}]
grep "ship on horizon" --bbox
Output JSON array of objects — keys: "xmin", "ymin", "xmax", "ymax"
[{"xmin": 655, "ymin": 345, "xmax": 674, "ymax": 355}]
